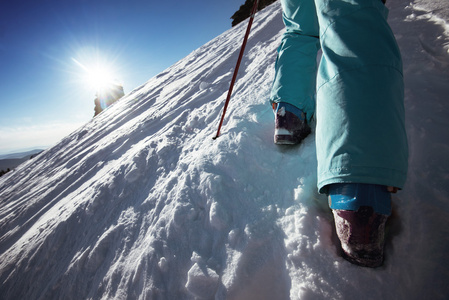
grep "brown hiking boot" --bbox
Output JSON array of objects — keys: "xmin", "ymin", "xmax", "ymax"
[
  {"xmin": 333, "ymin": 206, "xmax": 388, "ymax": 268},
  {"xmin": 273, "ymin": 102, "xmax": 311, "ymax": 145}
]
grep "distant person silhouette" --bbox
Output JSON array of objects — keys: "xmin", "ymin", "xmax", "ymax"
[{"xmin": 94, "ymin": 83, "xmax": 125, "ymax": 117}]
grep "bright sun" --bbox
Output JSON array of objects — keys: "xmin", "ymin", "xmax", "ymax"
[
  {"xmin": 72, "ymin": 56, "xmax": 121, "ymax": 95},
  {"xmin": 85, "ymin": 65, "xmax": 116, "ymax": 93}
]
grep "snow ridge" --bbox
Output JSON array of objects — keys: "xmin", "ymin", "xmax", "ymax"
[{"xmin": 1, "ymin": 1, "xmax": 449, "ymax": 299}]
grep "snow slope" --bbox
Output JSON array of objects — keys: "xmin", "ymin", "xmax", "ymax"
[{"xmin": 1, "ymin": 1, "xmax": 449, "ymax": 299}]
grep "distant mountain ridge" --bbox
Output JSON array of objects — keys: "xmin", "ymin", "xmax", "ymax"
[
  {"xmin": 0, "ymin": 149, "xmax": 44, "ymax": 173},
  {"xmin": 0, "ymin": 149, "xmax": 44, "ymax": 160}
]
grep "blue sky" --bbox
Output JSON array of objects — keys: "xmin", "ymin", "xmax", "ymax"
[{"xmin": 0, "ymin": 0, "xmax": 246, "ymax": 154}]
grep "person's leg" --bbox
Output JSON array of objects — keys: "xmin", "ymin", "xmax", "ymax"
[
  {"xmin": 314, "ymin": 0, "xmax": 408, "ymax": 193},
  {"xmin": 314, "ymin": 0, "xmax": 408, "ymax": 267},
  {"xmin": 270, "ymin": 0, "xmax": 320, "ymax": 123}
]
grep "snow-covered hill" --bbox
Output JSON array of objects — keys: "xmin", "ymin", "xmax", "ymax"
[{"xmin": 1, "ymin": 1, "xmax": 448, "ymax": 299}]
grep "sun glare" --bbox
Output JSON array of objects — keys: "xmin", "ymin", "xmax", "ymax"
[
  {"xmin": 72, "ymin": 55, "xmax": 122, "ymax": 95},
  {"xmin": 86, "ymin": 65, "xmax": 116, "ymax": 93}
]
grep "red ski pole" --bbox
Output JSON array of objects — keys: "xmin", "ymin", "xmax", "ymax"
[{"xmin": 213, "ymin": 0, "xmax": 259, "ymax": 140}]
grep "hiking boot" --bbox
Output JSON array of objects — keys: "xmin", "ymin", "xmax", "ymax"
[
  {"xmin": 273, "ymin": 102, "xmax": 311, "ymax": 145},
  {"xmin": 332, "ymin": 206, "xmax": 388, "ymax": 268}
]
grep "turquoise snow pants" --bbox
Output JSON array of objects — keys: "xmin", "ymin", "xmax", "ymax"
[{"xmin": 271, "ymin": 0, "xmax": 408, "ymax": 193}]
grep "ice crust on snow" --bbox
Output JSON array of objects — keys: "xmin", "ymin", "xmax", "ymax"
[{"xmin": 1, "ymin": 1, "xmax": 449, "ymax": 299}]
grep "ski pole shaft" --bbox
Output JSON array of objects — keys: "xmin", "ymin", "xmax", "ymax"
[{"xmin": 213, "ymin": 0, "xmax": 259, "ymax": 140}]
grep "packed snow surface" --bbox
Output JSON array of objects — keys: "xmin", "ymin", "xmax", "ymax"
[{"xmin": 1, "ymin": 1, "xmax": 448, "ymax": 299}]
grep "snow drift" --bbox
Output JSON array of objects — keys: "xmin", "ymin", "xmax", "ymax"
[{"xmin": 1, "ymin": 1, "xmax": 449, "ymax": 299}]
